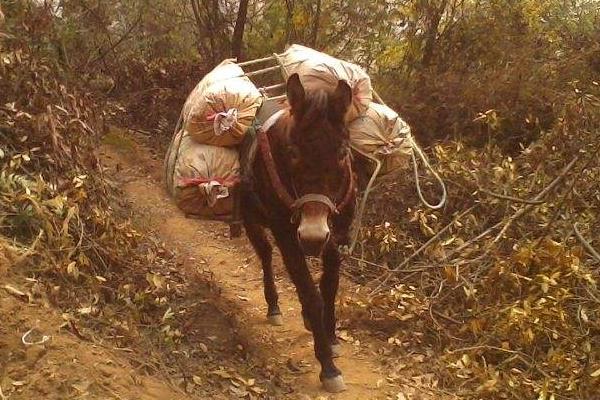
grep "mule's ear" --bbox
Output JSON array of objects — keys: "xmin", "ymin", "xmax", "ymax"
[
  {"xmin": 287, "ymin": 74, "xmax": 306, "ymax": 115},
  {"xmin": 286, "ymin": 73, "xmax": 305, "ymax": 115},
  {"xmin": 331, "ymin": 79, "xmax": 353, "ymax": 120}
]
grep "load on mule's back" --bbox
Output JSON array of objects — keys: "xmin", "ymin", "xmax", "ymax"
[{"xmin": 164, "ymin": 45, "xmax": 426, "ymax": 392}]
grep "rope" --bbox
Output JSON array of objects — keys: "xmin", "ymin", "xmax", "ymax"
[
  {"xmin": 411, "ymin": 140, "xmax": 447, "ymax": 210},
  {"xmin": 164, "ymin": 110, "xmax": 184, "ymax": 195},
  {"xmin": 22, "ymin": 328, "xmax": 51, "ymax": 346},
  {"xmin": 348, "ymin": 146, "xmax": 382, "ymax": 254}
]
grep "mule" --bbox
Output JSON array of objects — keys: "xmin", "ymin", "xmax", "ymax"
[{"xmin": 240, "ymin": 73, "xmax": 356, "ymax": 392}]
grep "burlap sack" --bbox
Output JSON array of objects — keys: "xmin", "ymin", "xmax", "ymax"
[
  {"xmin": 182, "ymin": 59, "xmax": 262, "ymax": 147},
  {"xmin": 278, "ymin": 44, "xmax": 372, "ymax": 122},
  {"xmin": 348, "ymin": 102, "xmax": 414, "ymax": 175},
  {"xmin": 164, "ymin": 130, "xmax": 240, "ymax": 217}
]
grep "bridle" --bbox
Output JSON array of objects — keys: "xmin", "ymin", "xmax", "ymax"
[{"xmin": 256, "ymin": 111, "xmax": 356, "ymax": 222}]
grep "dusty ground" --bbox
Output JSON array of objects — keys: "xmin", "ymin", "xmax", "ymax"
[{"xmin": 0, "ymin": 131, "xmax": 450, "ymax": 400}]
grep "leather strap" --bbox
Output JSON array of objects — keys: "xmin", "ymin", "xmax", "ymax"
[{"xmin": 257, "ymin": 114, "xmax": 355, "ymax": 217}]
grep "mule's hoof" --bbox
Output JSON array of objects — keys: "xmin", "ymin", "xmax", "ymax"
[
  {"xmin": 331, "ymin": 343, "xmax": 342, "ymax": 358},
  {"xmin": 302, "ymin": 316, "xmax": 312, "ymax": 332},
  {"xmin": 267, "ymin": 314, "xmax": 284, "ymax": 326},
  {"xmin": 321, "ymin": 375, "xmax": 346, "ymax": 393}
]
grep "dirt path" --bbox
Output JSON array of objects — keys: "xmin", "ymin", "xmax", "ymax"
[{"xmin": 95, "ymin": 130, "xmax": 448, "ymax": 400}]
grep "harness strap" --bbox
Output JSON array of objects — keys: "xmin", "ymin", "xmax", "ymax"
[
  {"xmin": 261, "ymin": 109, "xmax": 286, "ymax": 134},
  {"xmin": 292, "ymin": 194, "xmax": 336, "ymax": 213},
  {"xmin": 257, "ymin": 127, "xmax": 295, "ymax": 209},
  {"xmin": 256, "ymin": 110, "xmax": 356, "ymax": 218}
]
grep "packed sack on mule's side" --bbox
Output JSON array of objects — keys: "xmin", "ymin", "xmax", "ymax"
[
  {"xmin": 182, "ymin": 59, "xmax": 263, "ymax": 147},
  {"xmin": 164, "ymin": 130, "xmax": 240, "ymax": 218},
  {"xmin": 278, "ymin": 44, "xmax": 372, "ymax": 122},
  {"xmin": 348, "ymin": 102, "xmax": 414, "ymax": 176}
]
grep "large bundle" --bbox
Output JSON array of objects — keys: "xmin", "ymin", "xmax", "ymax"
[
  {"xmin": 164, "ymin": 130, "xmax": 240, "ymax": 218},
  {"xmin": 182, "ymin": 59, "xmax": 263, "ymax": 146},
  {"xmin": 278, "ymin": 45, "xmax": 372, "ymax": 122},
  {"xmin": 348, "ymin": 102, "xmax": 414, "ymax": 175}
]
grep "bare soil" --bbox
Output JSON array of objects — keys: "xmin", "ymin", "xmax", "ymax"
[{"xmin": 0, "ymin": 130, "xmax": 449, "ymax": 400}]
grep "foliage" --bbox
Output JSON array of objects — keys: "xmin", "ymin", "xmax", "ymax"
[
  {"xmin": 352, "ymin": 83, "xmax": 600, "ymax": 399},
  {"xmin": 0, "ymin": 16, "xmax": 189, "ymax": 365}
]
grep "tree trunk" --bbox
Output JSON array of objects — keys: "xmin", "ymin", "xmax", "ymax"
[
  {"xmin": 285, "ymin": 0, "xmax": 295, "ymax": 46},
  {"xmin": 310, "ymin": 0, "xmax": 321, "ymax": 48},
  {"xmin": 231, "ymin": 0, "xmax": 250, "ymax": 61},
  {"xmin": 421, "ymin": 0, "xmax": 448, "ymax": 67}
]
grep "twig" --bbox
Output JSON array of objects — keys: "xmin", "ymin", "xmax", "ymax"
[
  {"xmin": 369, "ymin": 205, "xmax": 477, "ymax": 296},
  {"xmin": 13, "ymin": 229, "xmax": 43, "ymax": 268},
  {"xmin": 445, "ymin": 222, "xmax": 502, "ymax": 260},
  {"xmin": 478, "ymin": 188, "xmax": 544, "ymax": 205},
  {"xmin": 447, "ymin": 344, "xmax": 551, "ymax": 378},
  {"xmin": 0, "ymin": 384, "xmax": 7, "ymax": 400},
  {"xmin": 394, "ymin": 205, "xmax": 477, "ymax": 272},
  {"xmin": 493, "ymin": 154, "xmax": 581, "ymax": 243},
  {"xmin": 573, "ymin": 222, "xmax": 600, "ymax": 262}
]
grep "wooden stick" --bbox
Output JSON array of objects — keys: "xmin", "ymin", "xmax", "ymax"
[
  {"xmin": 573, "ymin": 222, "xmax": 600, "ymax": 262},
  {"xmin": 369, "ymin": 205, "xmax": 477, "ymax": 296},
  {"xmin": 492, "ymin": 154, "xmax": 581, "ymax": 243},
  {"xmin": 478, "ymin": 188, "xmax": 544, "ymax": 205},
  {"xmin": 245, "ymin": 65, "xmax": 281, "ymax": 77},
  {"xmin": 237, "ymin": 55, "xmax": 277, "ymax": 67},
  {"xmin": 392, "ymin": 205, "xmax": 477, "ymax": 272},
  {"xmin": 260, "ymin": 83, "xmax": 286, "ymax": 91}
]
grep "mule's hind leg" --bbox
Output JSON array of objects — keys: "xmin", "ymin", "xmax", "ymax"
[
  {"xmin": 321, "ymin": 243, "xmax": 342, "ymax": 357},
  {"xmin": 244, "ymin": 222, "xmax": 282, "ymax": 325}
]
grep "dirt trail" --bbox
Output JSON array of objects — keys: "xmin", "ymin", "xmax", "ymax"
[
  {"xmin": 100, "ymin": 135, "xmax": 393, "ymax": 399},
  {"xmin": 94, "ymin": 131, "xmax": 449, "ymax": 400}
]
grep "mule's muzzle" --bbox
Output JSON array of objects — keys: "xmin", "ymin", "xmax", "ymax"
[
  {"xmin": 296, "ymin": 201, "xmax": 332, "ymax": 257},
  {"xmin": 297, "ymin": 225, "xmax": 331, "ymax": 257}
]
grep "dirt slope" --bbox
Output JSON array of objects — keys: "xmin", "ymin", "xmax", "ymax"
[{"xmin": 0, "ymin": 288, "xmax": 192, "ymax": 400}]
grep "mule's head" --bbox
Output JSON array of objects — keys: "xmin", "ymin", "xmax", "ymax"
[{"xmin": 285, "ymin": 73, "xmax": 353, "ymax": 256}]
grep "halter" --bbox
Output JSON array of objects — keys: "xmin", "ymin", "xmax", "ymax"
[{"xmin": 256, "ymin": 111, "xmax": 356, "ymax": 220}]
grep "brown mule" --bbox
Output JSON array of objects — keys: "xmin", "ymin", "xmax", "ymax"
[{"xmin": 240, "ymin": 73, "xmax": 356, "ymax": 392}]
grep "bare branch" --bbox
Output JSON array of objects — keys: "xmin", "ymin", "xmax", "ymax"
[
  {"xmin": 478, "ymin": 188, "xmax": 544, "ymax": 205},
  {"xmin": 573, "ymin": 222, "xmax": 600, "ymax": 263}
]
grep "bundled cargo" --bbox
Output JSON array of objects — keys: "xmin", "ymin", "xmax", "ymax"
[
  {"xmin": 182, "ymin": 59, "xmax": 263, "ymax": 147},
  {"xmin": 164, "ymin": 130, "xmax": 240, "ymax": 218},
  {"xmin": 348, "ymin": 102, "xmax": 414, "ymax": 175},
  {"xmin": 278, "ymin": 44, "xmax": 372, "ymax": 122}
]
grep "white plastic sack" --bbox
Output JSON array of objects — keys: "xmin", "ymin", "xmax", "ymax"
[
  {"xmin": 278, "ymin": 44, "xmax": 372, "ymax": 122},
  {"xmin": 182, "ymin": 59, "xmax": 263, "ymax": 147},
  {"xmin": 164, "ymin": 130, "xmax": 240, "ymax": 217},
  {"xmin": 348, "ymin": 102, "xmax": 414, "ymax": 175}
]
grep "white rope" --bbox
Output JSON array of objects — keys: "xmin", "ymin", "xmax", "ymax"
[
  {"xmin": 411, "ymin": 141, "xmax": 447, "ymax": 210},
  {"xmin": 348, "ymin": 146, "xmax": 382, "ymax": 254},
  {"xmin": 21, "ymin": 328, "xmax": 51, "ymax": 346}
]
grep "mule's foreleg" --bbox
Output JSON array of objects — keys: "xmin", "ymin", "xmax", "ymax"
[
  {"xmin": 321, "ymin": 243, "xmax": 342, "ymax": 357},
  {"xmin": 273, "ymin": 232, "xmax": 346, "ymax": 392},
  {"xmin": 244, "ymin": 222, "xmax": 282, "ymax": 325}
]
